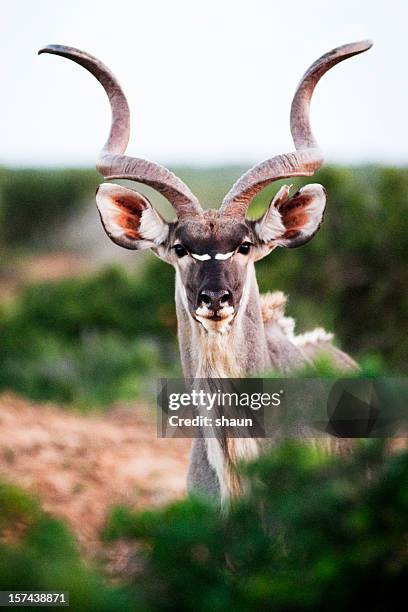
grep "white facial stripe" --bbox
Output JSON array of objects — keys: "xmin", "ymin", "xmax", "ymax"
[
  {"xmin": 191, "ymin": 253, "xmax": 211, "ymax": 261},
  {"xmin": 214, "ymin": 251, "xmax": 234, "ymax": 260},
  {"xmin": 190, "ymin": 251, "xmax": 235, "ymax": 261}
]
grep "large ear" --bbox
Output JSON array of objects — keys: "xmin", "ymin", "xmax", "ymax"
[
  {"xmin": 95, "ymin": 183, "xmax": 169, "ymax": 250},
  {"xmin": 254, "ymin": 184, "xmax": 326, "ymax": 248}
]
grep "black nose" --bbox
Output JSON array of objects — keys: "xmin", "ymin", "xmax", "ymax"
[{"xmin": 198, "ymin": 289, "xmax": 233, "ymax": 312}]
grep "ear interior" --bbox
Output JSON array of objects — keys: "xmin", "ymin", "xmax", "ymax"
[
  {"xmin": 255, "ymin": 184, "xmax": 326, "ymax": 248},
  {"xmin": 96, "ymin": 183, "xmax": 169, "ymax": 250}
]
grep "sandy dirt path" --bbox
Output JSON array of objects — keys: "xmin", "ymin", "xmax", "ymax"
[{"xmin": 0, "ymin": 393, "xmax": 191, "ymax": 564}]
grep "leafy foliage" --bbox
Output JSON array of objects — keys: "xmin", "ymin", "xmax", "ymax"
[
  {"xmin": 254, "ymin": 166, "xmax": 408, "ymax": 373},
  {"xmin": 0, "ymin": 482, "xmax": 134, "ymax": 611},
  {"xmin": 0, "ymin": 168, "xmax": 99, "ymax": 248},
  {"xmin": 0, "ymin": 265, "xmax": 178, "ymax": 408},
  {"xmin": 103, "ymin": 441, "xmax": 408, "ymax": 611},
  {"xmin": 1, "ymin": 442, "xmax": 407, "ymax": 611}
]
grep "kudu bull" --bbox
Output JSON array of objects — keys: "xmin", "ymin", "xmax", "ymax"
[{"xmin": 40, "ymin": 40, "xmax": 372, "ymax": 501}]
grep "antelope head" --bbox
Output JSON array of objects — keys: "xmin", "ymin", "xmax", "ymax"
[{"xmin": 39, "ymin": 41, "xmax": 371, "ymax": 335}]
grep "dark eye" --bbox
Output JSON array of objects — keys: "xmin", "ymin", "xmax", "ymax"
[
  {"xmin": 174, "ymin": 244, "xmax": 188, "ymax": 258},
  {"xmin": 238, "ymin": 242, "xmax": 251, "ymax": 255}
]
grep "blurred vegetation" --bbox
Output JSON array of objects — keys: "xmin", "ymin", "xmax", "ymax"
[
  {"xmin": 255, "ymin": 166, "xmax": 408, "ymax": 374},
  {"xmin": 1, "ymin": 441, "xmax": 406, "ymax": 611},
  {"xmin": 0, "ymin": 265, "xmax": 179, "ymax": 408},
  {"xmin": 0, "ymin": 168, "xmax": 99, "ymax": 249},
  {"xmin": 0, "ymin": 482, "xmax": 134, "ymax": 611},
  {"xmin": 103, "ymin": 440, "xmax": 408, "ymax": 612},
  {"xmin": 0, "ymin": 165, "xmax": 406, "ymax": 407}
]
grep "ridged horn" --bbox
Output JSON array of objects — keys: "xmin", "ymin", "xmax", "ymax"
[
  {"xmin": 220, "ymin": 40, "xmax": 373, "ymax": 218},
  {"xmin": 39, "ymin": 44, "xmax": 202, "ymax": 219}
]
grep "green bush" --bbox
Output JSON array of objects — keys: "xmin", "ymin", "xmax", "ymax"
[
  {"xmin": 3, "ymin": 264, "xmax": 176, "ymax": 342},
  {"xmin": 254, "ymin": 166, "xmax": 408, "ymax": 373},
  {"xmin": 0, "ymin": 482, "xmax": 135, "ymax": 611},
  {"xmin": 0, "ymin": 264, "xmax": 178, "ymax": 408},
  {"xmin": 0, "ymin": 168, "xmax": 99, "ymax": 248},
  {"xmin": 104, "ymin": 441, "xmax": 408, "ymax": 611},
  {"xmin": 2, "ymin": 442, "xmax": 406, "ymax": 611},
  {"xmin": 0, "ymin": 331, "xmax": 171, "ymax": 408}
]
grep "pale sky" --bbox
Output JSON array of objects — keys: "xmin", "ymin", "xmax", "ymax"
[{"xmin": 1, "ymin": 0, "xmax": 407, "ymax": 167}]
